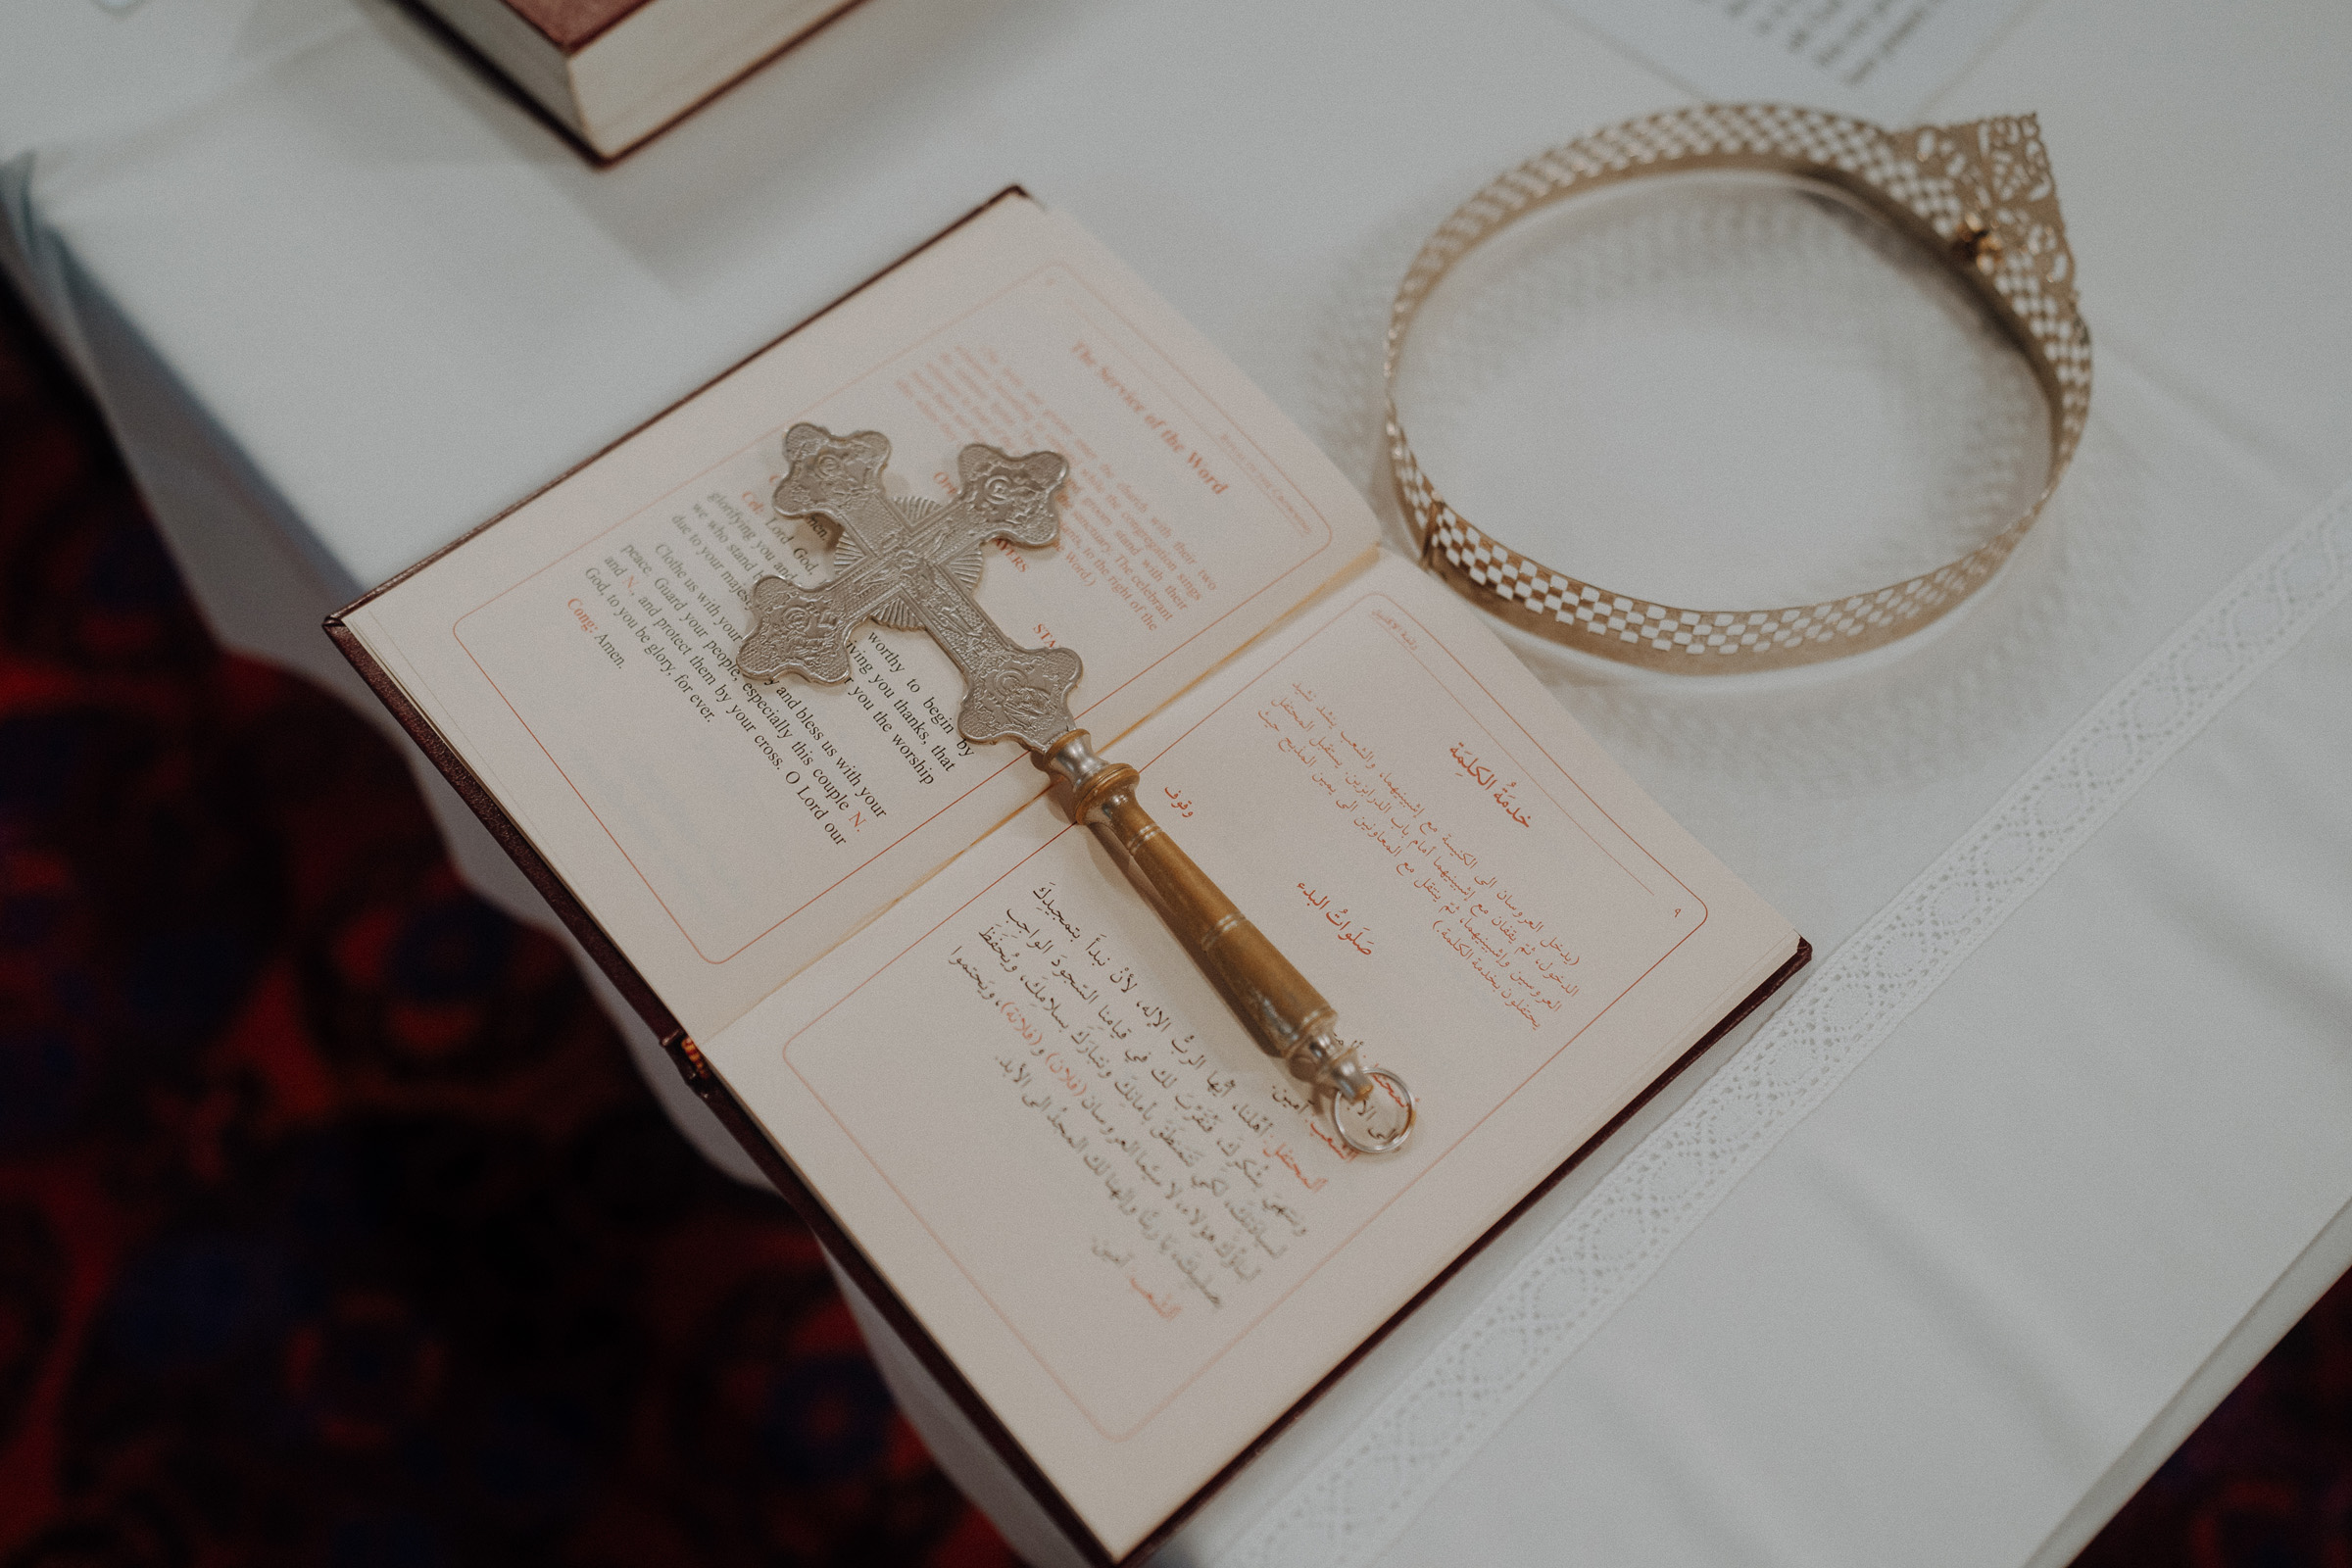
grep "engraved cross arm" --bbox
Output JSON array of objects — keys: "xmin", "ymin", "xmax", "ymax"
[{"xmin": 734, "ymin": 423, "xmax": 1413, "ymax": 1154}]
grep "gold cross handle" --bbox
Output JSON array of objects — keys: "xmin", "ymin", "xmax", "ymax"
[
  {"xmin": 1042, "ymin": 731, "xmax": 1415, "ymax": 1155},
  {"xmin": 737, "ymin": 425, "xmax": 1413, "ymax": 1155}
]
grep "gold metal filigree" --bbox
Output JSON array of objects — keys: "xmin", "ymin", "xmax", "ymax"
[{"xmin": 1389, "ymin": 106, "xmax": 2091, "ymax": 671}]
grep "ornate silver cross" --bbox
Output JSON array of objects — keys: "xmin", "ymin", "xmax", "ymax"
[
  {"xmin": 737, "ymin": 423, "xmax": 1083, "ymax": 753},
  {"xmin": 735, "ymin": 423, "xmax": 1415, "ymax": 1155}
]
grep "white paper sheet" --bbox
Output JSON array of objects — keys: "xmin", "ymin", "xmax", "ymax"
[{"xmin": 1540, "ymin": 0, "xmax": 2044, "ymax": 121}]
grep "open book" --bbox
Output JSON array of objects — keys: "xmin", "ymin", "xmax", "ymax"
[{"xmin": 328, "ymin": 191, "xmax": 1805, "ymax": 1564}]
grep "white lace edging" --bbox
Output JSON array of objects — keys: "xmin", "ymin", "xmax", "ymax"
[{"xmin": 1229, "ymin": 479, "xmax": 2352, "ymax": 1568}]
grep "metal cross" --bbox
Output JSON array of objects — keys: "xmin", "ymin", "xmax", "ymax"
[
  {"xmin": 734, "ymin": 422, "xmax": 1416, "ymax": 1154},
  {"xmin": 737, "ymin": 423, "xmax": 1084, "ymax": 752}
]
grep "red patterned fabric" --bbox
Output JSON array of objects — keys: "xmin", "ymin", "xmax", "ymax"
[{"xmin": 0, "ymin": 289, "xmax": 1012, "ymax": 1566}]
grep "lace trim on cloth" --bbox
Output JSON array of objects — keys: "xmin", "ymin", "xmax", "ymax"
[{"xmin": 1230, "ymin": 478, "xmax": 2352, "ymax": 1568}]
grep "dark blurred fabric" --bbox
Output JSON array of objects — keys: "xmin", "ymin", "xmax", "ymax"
[
  {"xmin": 0, "ymin": 285, "xmax": 1010, "ymax": 1566},
  {"xmin": 0, "ymin": 276, "xmax": 2343, "ymax": 1567}
]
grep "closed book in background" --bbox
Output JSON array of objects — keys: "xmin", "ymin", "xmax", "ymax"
[{"xmin": 415, "ymin": 0, "xmax": 856, "ymax": 159}]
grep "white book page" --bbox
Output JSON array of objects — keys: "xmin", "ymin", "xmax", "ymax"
[
  {"xmin": 1547, "ymin": 0, "xmax": 2040, "ymax": 121},
  {"xmin": 706, "ymin": 554, "xmax": 1796, "ymax": 1557},
  {"xmin": 343, "ymin": 196, "xmax": 1377, "ymax": 1040}
]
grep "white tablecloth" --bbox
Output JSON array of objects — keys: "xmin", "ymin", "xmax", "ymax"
[{"xmin": 5, "ymin": 1, "xmax": 2348, "ymax": 1562}]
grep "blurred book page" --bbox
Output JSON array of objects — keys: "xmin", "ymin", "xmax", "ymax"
[{"xmin": 1546, "ymin": 0, "xmax": 2040, "ymax": 121}]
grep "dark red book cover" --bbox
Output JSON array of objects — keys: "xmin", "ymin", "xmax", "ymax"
[{"xmin": 497, "ymin": 0, "xmax": 641, "ymax": 53}]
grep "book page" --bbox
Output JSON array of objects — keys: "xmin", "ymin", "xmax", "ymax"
[
  {"xmin": 1547, "ymin": 0, "xmax": 2037, "ymax": 121},
  {"xmin": 707, "ymin": 554, "xmax": 1797, "ymax": 1557},
  {"xmin": 342, "ymin": 195, "xmax": 1376, "ymax": 1039}
]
